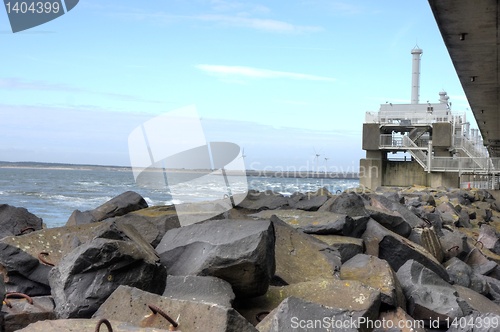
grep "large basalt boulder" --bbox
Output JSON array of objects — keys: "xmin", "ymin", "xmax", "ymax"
[
  {"xmin": 256, "ymin": 296, "xmax": 364, "ymax": 332},
  {"xmin": 478, "ymin": 224, "xmax": 500, "ymax": 255},
  {"xmin": 0, "ymin": 243, "xmax": 51, "ymax": 295},
  {"xmin": 436, "ymin": 202, "xmax": 461, "ymax": 225},
  {"xmin": 249, "ymin": 209, "xmax": 349, "ymax": 232},
  {"xmin": 104, "ymin": 212, "xmax": 180, "ymax": 247},
  {"xmin": 1, "ymin": 214, "xmax": 180, "ymax": 267},
  {"xmin": 313, "ymin": 235, "xmax": 364, "ymax": 263},
  {"xmin": 16, "ymin": 319, "xmax": 172, "ymax": 331},
  {"xmin": 93, "ymin": 285, "xmax": 257, "ymax": 332},
  {"xmin": 156, "ymin": 219, "xmax": 275, "ymax": 298},
  {"xmin": 66, "ymin": 191, "xmax": 148, "ymax": 226},
  {"xmin": 396, "ymin": 260, "xmax": 466, "ymax": 327},
  {"xmin": 365, "ymin": 205, "xmax": 412, "ymax": 237},
  {"xmin": 49, "ymin": 224, "xmax": 166, "ymax": 318},
  {"xmin": 0, "ymin": 204, "xmax": 43, "ymax": 239},
  {"xmin": 454, "ymin": 284, "xmax": 500, "ymax": 315},
  {"xmin": 300, "ymin": 215, "xmax": 349, "ymax": 235},
  {"xmin": 362, "ymin": 219, "xmax": 449, "ymax": 282},
  {"xmin": 444, "ymin": 257, "xmax": 488, "ymax": 295},
  {"xmin": 236, "ymin": 278, "xmax": 381, "ymax": 327},
  {"xmin": 1, "ymin": 295, "xmax": 56, "ymax": 332},
  {"xmin": 288, "ymin": 191, "xmax": 329, "ymax": 211},
  {"xmin": 238, "ymin": 190, "xmax": 289, "ymax": 211},
  {"xmin": 163, "ymin": 275, "xmax": 235, "ymax": 307},
  {"xmin": 368, "ymin": 193, "xmax": 426, "ymax": 228},
  {"xmin": 340, "ymin": 254, "xmax": 406, "ymax": 308},
  {"xmin": 475, "ymin": 274, "xmax": 500, "ymax": 305},
  {"xmin": 271, "ymin": 215, "xmax": 341, "ymax": 285},
  {"xmin": 465, "ymin": 248, "xmax": 498, "ymax": 276},
  {"xmin": 319, "ymin": 192, "xmax": 368, "ymax": 216}
]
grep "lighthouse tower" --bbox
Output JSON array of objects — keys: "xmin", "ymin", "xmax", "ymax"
[{"xmin": 411, "ymin": 46, "xmax": 423, "ymax": 104}]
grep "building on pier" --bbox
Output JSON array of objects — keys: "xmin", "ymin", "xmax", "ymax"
[{"xmin": 359, "ymin": 47, "xmax": 497, "ymax": 190}]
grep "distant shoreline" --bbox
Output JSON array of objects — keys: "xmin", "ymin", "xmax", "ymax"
[{"xmin": 0, "ymin": 161, "xmax": 359, "ymax": 179}]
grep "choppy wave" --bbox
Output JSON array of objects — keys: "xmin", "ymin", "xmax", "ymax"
[{"xmin": 0, "ymin": 167, "xmax": 359, "ymax": 228}]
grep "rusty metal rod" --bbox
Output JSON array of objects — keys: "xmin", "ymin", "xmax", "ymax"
[
  {"xmin": 38, "ymin": 251, "xmax": 55, "ymax": 266},
  {"xmin": 19, "ymin": 227, "xmax": 35, "ymax": 235},
  {"xmin": 148, "ymin": 304, "xmax": 179, "ymax": 328},
  {"xmin": 5, "ymin": 292, "xmax": 34, "ymax": 304},
  {"xmin": 475, "ymin": 240, "xmax": 484, "ymax": 249},
  {"xmin": 95, "ymin": 318, "xmax": 113, "ymax": 332}
]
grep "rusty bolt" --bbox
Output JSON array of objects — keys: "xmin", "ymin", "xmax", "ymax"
[
  {"xmin": 95, "ymin": 318, "xmax": 113, "ymax": 332},
  {"xmin": 38, "ymin": 252, "xmax": 55, "ymax": 266},
  {"xmin": 148, "ymin": 304, "xmax": 178, "ymax": 330}
]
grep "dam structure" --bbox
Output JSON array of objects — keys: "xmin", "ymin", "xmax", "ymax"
[{"xmin": 360, "ymin": 47, "xmax": 498, "ymax": 190}]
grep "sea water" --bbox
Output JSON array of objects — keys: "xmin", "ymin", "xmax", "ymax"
[{"xmin": 0, "ymin": 166, "xmax": 359, "ymax": 228}]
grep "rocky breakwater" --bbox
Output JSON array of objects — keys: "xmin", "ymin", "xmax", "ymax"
[{"xmin": 1, "ymin": 187, "xmax": 500, "ymax": 331}]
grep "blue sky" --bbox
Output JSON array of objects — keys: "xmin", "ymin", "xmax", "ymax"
[{"xmin": 0, "ymin": 0, "xmax": 475, "ymax": 171}]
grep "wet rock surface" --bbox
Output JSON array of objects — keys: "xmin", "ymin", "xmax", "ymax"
[{"xmin": 4, "ymin": 186, "xmax": 500, "ymax": 331}]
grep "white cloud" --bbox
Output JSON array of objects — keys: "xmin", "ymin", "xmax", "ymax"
[
  {"xmin": 195, "ymin": 64, "xmax": 336, "ymax": 82},
  {"xmin": 0, "ymin": 77, "xmax": 165, "ymax": 104},
  {"xmin": 196, "ymin": 14, "xmax": 322, "ymax": 33}
]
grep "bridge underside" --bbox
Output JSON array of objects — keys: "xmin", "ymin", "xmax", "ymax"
[{"xmin": 428, "ymin": 0, "xmax": 500, "ymax": 156}]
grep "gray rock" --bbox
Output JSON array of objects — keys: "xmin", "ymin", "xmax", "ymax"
[
  {"xmin": 288, "ymin": 192, "xmax": 329, "ymax": 211},
  {"xmin": 0, "ymin": 242, "xmax": 51, "ymax": 295},
  {"xmin": 369, "ymin": 194, "xmax": 426, "ymax": 228},
  {"xmin": 94, "ymin": 285, "xmax": 257, "ymax": 332},
  {"xmin": 454, "ymin": 284, "xmax": 500, "ymax": 316},
  {"xmin": 16, "ymin": 319, "xmax": 172, "ymax": 331},
  {"xmin": 320, "ymin": 192, "xmax": 368, "ymax": 216},
  {"xmin": 436, "ymin": 202, "xmax": 461, "ymax": 225},
  {"xmin": 163, "ymin": 275, "xmax": 235, "ymax": 307},
  {"xmin": 313, "ymin": 235, "xmax": 364, "ymax": 263},
  {"xmin": 478, "ymin": 225, "xmax": 500, "ymax": 255},
  {"xmin": 341, "ymin": 254, "xmax": 406, "ymax": 308},
  {"xmin": 1, "ymin": 295, "xmax": 55, "ymax": 332},
  {"xmin": 0, "ymin": 204, "xmax": 43, "ymax": 239},
  {"xmin": 362, "ymin": 219, "xmax": 449, "ymax": 281},
  {"xmin": 66, "ymin": 191, "xmax": 148, "ymax": 226},
  {"xmin": 156, "ymin": 219, "xmax": 275, "ymax": 298},
  {"xmin": 237, "ymin": 278, "xmax": 381, "ymax": 328},
  {"xmin": 238, "ymin": 190, "xmax": 289, "ymax": 211},
  {"xmin": 440, "ymin": 229, "xmax": 469, "ymax": 261},
  {"xmin": 301, "ymin": 215, "xmax": 348, "ymax": 235},
  {"xmin": 465, "ymin": 248, "xmax": 498, "ymax": 275},
  {"xmin": 365, "ymin": 205, "xmax": 412, "ymax": 237},
  {"xmin": 49, "ymin": 229, "xmax": 166, "ymax": 318},
  {"xmin": 271, "ymin": 216, "xmax": 341, "ymax": 285},
  {"xmin": 396, "ymin": 260, "xmax": 465, "ymax": 326},
  {"xmin": 105, "ymin": 212, "xmax": 180, "ymax": 247},
  {"xmin": 445, "ymin": 257, "xmax": 474, "ymax": 288},
  {"xmin": 475, "ymin": 274, "xmax": 500, "ymax": 305},
  {"xmin": 256, "ymin": 296, "xmax": 363, "ymax": 332},
  {"xmin": 343, "ymin": 215, "xmax": 371, "ymax": 238}
]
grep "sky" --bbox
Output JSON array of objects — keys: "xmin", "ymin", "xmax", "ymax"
[{"xmin": 0, "ymin": 0, "xmax": 476, "ymax": 172}]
